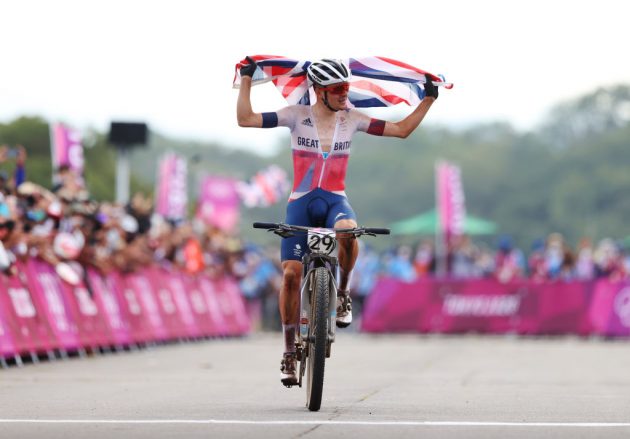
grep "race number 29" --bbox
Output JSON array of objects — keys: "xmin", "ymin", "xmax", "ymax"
[{"xmin": 307, "ymin": 230, "xmax": 337, "ymax": 256}]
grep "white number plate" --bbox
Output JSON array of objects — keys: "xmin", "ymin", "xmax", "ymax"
[{"xmin": 307, "ymin": 229, "xmax": 338, "ymax": 257}]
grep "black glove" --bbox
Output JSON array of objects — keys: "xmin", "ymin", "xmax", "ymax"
[
  {"xmin": 240, "ymin": 56, "xmax": 258, "ymax": 78},
  {"xmin": 424, "ymin": 74, "xmax": 439, "ymax": 99}
]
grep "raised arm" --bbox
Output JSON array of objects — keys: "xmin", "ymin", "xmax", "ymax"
[
  {"xmin": 378, "ymin": 75, "xmax": 439, "ymax": 139},
  {"xmin": 236, "ymin": 57, "xmax": 264, "ymax": 128}
]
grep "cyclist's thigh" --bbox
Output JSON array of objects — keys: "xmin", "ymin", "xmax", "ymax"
[
  {"xmin": 325, "ymin": 194, "xmax": 357, "ymax": 228},
  {"xmin": 281, "ymin": 197, "xmax": 310, "ymax": 262}
]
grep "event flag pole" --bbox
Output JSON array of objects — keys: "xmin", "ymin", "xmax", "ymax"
[{"xmin": 434, "ymin": 160, "xmax": 446, "ymax": 277}]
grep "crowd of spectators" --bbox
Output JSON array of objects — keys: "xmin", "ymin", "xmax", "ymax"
[
  {"xmin": 0, "ymin": 145, "xmax": 259, "ymax": 289},
  {"xmin": 348, "ymin": 232, "xmax": 630, "ymax": 293}
]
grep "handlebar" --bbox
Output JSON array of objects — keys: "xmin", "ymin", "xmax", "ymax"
[
  {"xmin": 252, "ymin": 222, "xmax": 390, "ymax": 237},
  {"xmin": 363, "ymin": 228, "xmax": 390, "ymax": 235},
  {"xmin": 253, "ymin": 222, "xmax": 278, "ymax": 229}
]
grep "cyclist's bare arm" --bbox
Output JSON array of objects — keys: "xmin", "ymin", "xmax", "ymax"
[
  {"xmin": 237, "ymin": 76, "xmax": 264, "ymax": 128},
  {"xmin": 372, "ymin": 97, "xmax": 436, "ymax": 139}
]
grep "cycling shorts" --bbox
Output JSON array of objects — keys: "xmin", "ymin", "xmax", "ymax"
[{"xmin": 280, "ymin": 188, "xmax": 357, "ymax": 261}]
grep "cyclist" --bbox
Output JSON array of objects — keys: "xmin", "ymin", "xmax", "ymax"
[{"xmin": 237, "ymin": 57, "xmax": 438, "ymax": 386}]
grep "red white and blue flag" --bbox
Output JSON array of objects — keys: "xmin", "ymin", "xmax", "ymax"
[
  {"xmin": 236, "ymin": 165, "xmax": 290, "ymax": 208},
  {"xmin": 233, "ymin": 55, "xmax": 451, "ymax": 107}
]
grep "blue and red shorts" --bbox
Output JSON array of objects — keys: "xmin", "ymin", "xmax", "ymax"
[{"xmin": 281, "ymin": 188, "xmax": 356, "ymax": 261}]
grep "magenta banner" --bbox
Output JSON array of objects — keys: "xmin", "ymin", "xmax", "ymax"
[
  {"xmin": 589, "ymin": 280, "xmax": 630, "ymax": 336},
  {"xmin": 197, "ymin": 176, "xmax": 240, "ymax": 232},
  {"xmin": 126, "ymin": 272, "xmax": 169, "ymax": 341},
  {"xmin": 108, "ymin": 272, "xmax": 154, "ymax": 344},
  {"xmin": 51, "ymin": 122, "xmax": 84, "ymax": 177},
  {"xmin": 0, "ymin": 290, "xmax": 17, "ymax": 357},
  {"xmin": 155, "ymin": 153, "xmax": 188, "ymax": 221},
  {"xmin": 179, "ymin": 272, "xmax": 217, "ymax": 336},
  {"xmin": 60, "ymin": 275, "xmax": 111, "ymax": 348},
  {"xmin": 87, "ymin": 269, "xmax": 132, "ymax": 346},
  {"xmin": 24, "ymin": 259, "xmax": 80, "ymax": 350},
  {"xmin": 144, "ymin": 266, "xmax": 189, "ymax": 339},
  {"xmin": 197, "ymin": 275, "xmax": 229, "ymax": 336},
  {"xmin": 436, "ymin": 161, "xmax": 466, "ymax": 237},
  {"xmin": 218, "ymin": 277, "xmax": 251, "ymax": 334},
  {"xmin": 361, "ymin": 277, "xmax": 625, "ymax": 336},
  {"xmin": 0, "ymin": 259, "xmax": 250, "ymax": 358},
  {"xmin": 162, "ymin": 269, "xmax": 201, "ymax": 338},
  {"xmin": 1, "ymin": 267, "xmax": 55, "ymax": 353}
]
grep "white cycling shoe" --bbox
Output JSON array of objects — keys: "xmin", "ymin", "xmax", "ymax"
[
  {"xmin": 280, "ymin": 352, "xmax": 298, "ymax": 387},
  {"xmin": 336, "ymin": 290, "xmax": 352, "ymax": 328}
]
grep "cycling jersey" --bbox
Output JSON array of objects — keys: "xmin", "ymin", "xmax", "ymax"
[{"xmin": 271, "ymin": 105, "xmax": 374, "ymax": 201}]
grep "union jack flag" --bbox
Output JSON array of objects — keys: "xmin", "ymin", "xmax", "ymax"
[{"xmin": 233, "ymin": 55, "xmax": 452, "ymax": 108}]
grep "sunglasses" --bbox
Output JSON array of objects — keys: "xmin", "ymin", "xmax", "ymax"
[{"xmin": 321, "ymin": 83, "xmax": 350, "ymax": 95}]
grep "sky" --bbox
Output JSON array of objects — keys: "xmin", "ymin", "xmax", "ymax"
[{"xmin": 2, "ymin": 0, "xmax": 629, "ymax": 155}]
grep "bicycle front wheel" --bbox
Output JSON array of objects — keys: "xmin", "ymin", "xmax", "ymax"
[{"xmin": 306, "ymin": 266, "xmax": 329, "ymax": 411}]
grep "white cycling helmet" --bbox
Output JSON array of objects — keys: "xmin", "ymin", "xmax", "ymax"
[{"xmin": 307, "ymin": 59, "xmax": 351, "ymax": 87}]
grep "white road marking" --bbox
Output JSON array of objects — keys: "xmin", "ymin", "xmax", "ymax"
[{"xmin": 0, "ymin": 419, "xmax": 629, "ymax": 427}]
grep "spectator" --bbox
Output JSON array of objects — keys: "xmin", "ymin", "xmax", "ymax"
[
  {"xmin": 594, "ymin": 238, "xmax": 625, "ymax": 280},
  {"xmin": 528, "ymin": 238, "xmax": 547, "ymax": 281},
  {"xmin": 544, "ymin": 233, "xmax": 566, "ymax": 279},
  {"xmin": 575, "ymin": 238, "xmax": 595, "ymax": 280},
  {"xmin": 0, "ymin": 144, "xmax": 27, "ymax": 193},
  {"xmin": 494, "ymin": 235, "xmax": 525, "ymax": 283},
  {"xmin": 413, "ymin": 239, "xmax": 434, "ymax": 277},
  {"xmin": 451, "ymin": 235, "xmax": 481, "ymax": 279},
  {"xmin": 386, "ymin": 245, "xmax": 416, "ymax": 281}
]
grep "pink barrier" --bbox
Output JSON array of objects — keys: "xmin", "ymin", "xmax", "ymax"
[
  {"xmin": 0, "ymin": 258, "xmax": 250, "ymax": 358},
  {"xmin": 126, "ymin": 271, "xmax": 170, "ymax": 342},
  {"xmin": 197, "ymin": 274, "xmax": 229, "ymax": 336},
  {"xmin": 362, "ymin": 277, "xmax": 630, "ymax": 337},
  {"xmin": 589, "ymin": 281, "xmax": 630, "ymax": 336},
  {"xmin": 0, "ymin": 269, "xmax": 55, "ymax": 353},
  {"xmin": 60, "ymin": 270, "xmax": 111, "ymax": 348},
  {"xmin": 108, "ymin": 271, "xmax": 154, "ymax": 344},
  {"xmin": 144, "ymin": 266, "xmax": 190, "ymax": 339},
  {"xmin": 0, "ymin": 291, "xmax": 16, "ymax": 357},
  {"xmin": 161, "ymin": 268, "xmax": 202, "ymax": 338},
  {"xmin": 24, "ymin": 259, "xmax": 80, "ymax": 351},
  {"xmin": 87, "ymin": 269, "xmax": 132, "ymax": 346},
  {"xmin": 216, "ymin": 276, "xmax": 251, "ymax": 335}
]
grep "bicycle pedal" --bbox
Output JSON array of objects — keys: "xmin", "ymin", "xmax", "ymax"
[{"xmin": 281, "ymin": 378, "xmax": 298, "ymax": 388}]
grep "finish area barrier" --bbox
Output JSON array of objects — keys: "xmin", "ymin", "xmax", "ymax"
[
  {"xmin": 361, "ymin": 277, "xmax": 630, "ymax": 337},
  {"xmin": 0, "ymin": 259, "xmax": 250, "ymax": 358}
]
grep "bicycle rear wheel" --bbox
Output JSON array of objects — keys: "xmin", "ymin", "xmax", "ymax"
[{"xmin": 306, "ymin": 266, "xmax": 329, "ymax": 411}]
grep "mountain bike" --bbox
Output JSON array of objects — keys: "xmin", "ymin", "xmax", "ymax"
[{"xmin": 253, "ymin": 222, "xmax": 390, "ymax": 411}]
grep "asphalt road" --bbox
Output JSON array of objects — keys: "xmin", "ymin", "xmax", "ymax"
[{"xmin": 1, "ymin": 332, "xmax": 629, "ymax": 438}]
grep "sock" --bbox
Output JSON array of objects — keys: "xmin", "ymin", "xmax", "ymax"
[
  {"xmin": 283, "ymin": 324, "xmax": 296, "ymax": 354},
  {"xmin": 338, "ymin": 267, "xmax": 353, "ymax": 292}
]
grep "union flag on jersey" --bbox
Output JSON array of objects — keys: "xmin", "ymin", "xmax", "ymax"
[{"xmin": 233, "ymin": 55, "xmax": 452, "ymax": 108}]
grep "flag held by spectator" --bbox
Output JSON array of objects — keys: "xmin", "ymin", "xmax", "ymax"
[{"xmin": 236, "ymin": 165, "xmax": 289, "ymax": 208}]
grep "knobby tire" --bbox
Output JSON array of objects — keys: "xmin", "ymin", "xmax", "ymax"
[{"xmin": 306, "ymin": 267, "xmax": 329, "ymax": 411}]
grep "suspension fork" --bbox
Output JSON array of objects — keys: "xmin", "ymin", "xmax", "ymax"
[
  {"xmin": 327, "ymin": 261, "xmax": 338, "ymax": 344},
  {"xmin": 298, "ymin": 268, "xmax": 314, "ymax": 342},
  {"xmin": 298, "ymin": 262, "xmax": 338, "ymax": 345}
]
